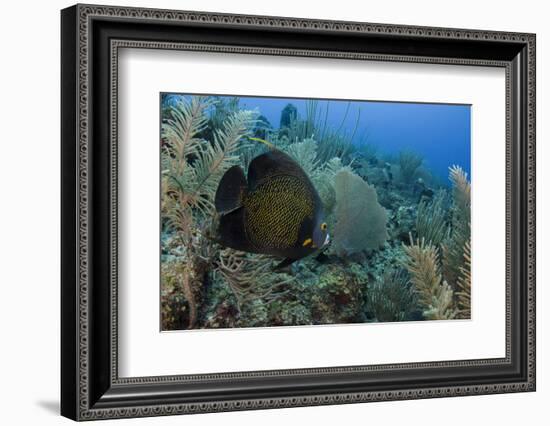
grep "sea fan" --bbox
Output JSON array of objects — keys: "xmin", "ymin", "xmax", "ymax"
[
  {"xmin": 332, "ymin": 169, "xmax": 388, "ymax": 255},
  {"xmin": 312, "ymin": 157, "xmax": 347, "ymax": 214}
]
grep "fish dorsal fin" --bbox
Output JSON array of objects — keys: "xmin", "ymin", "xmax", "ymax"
[
  {"xmin": 247, "ymin": 149, "xmax": 307, "ymax": 191},
  {"xmin": 215, "ymin": 165, "xmax": 248, "ymax": 214}
]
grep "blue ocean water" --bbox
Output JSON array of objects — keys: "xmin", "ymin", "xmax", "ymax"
[{"xmin": 238, "ymin": 96, "xmax": 471, "ymax": 183}]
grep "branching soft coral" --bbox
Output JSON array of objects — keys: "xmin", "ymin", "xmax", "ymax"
[
  {"xmin": 280, "ymin": 99, "xmax": 357, "ymax": 164},
  {"xmin": 161, "ymin": 96, "xmax": 210, "ymax": 234},
  {"xmin": 416, "ymin": 190, "xmax": 449, "ymax": 247},
  {"xmin": 407, "ymin": 165, "xmax": 472, "ymax": 320},
  {"xmin": 366, "ymin": 269, "xmax": 417, "ymax": 322},
  {"xmin": 162, "ymin": 98, "xmax": 256, "ymax": 221},
  {"xmin": 442, "ymin": 165, "xmax": 471, "ymax": 290},
  {"xmin": 161, "ymin": 261, "xmax": 198, "ymax": 329},
  {"xmin": 399, "ymin": 150, "xmax": 423, "ymax": 182},
  {"xmin": 215, "ymin": 249, "xmax": 294, "ymax": 311},
  {"xmin": 283, "ymin": 138, "xmax": 320, "ymax": 177},
  {"xmin": 402, "ymin": 235, "xmax": 457, "ymax": 320},
  {"xmin": 455, "ymin": 239, "xmax": 471, "ymax": 319},
  {"xmin": 160, "ymin": 96, "xmax": 259, "ymax": 329}
]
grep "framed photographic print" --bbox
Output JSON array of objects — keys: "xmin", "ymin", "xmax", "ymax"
[{"xmin": 61, "ymin": 4, "xmax": 536, "ymax": 421}]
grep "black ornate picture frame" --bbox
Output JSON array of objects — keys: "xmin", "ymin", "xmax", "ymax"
[{"xmin": 61, "ymin": 4, "xmax": 536, "ymax": 421}]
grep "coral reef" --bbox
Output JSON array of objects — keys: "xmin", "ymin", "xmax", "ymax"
[
  {"xmin": 160, "ymin": 96, "xmax": 290, "ymax": 329},
  {"xmin": 160, "ymin": 94, "xmax": 472, "ymax": 330},
  {"xmin": 309, "ymin": 265, "xmax": 365, "ymax": 324}
]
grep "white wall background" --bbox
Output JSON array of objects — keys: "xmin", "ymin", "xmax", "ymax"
[{"xmin": 0, "ymin": 0, "xmax": 546, "ymax": 424}]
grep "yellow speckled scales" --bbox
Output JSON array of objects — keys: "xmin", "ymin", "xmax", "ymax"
[{"xmin": 244, "ymin": 175, "xmax": 315, "ymax": 250}]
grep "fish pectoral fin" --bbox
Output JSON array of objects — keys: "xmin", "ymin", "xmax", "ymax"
[
  {"xmin": 302, "ymin": 238, "xmax": 313, "ymax": 247},
  {"xmin": 273, "ymin": 257, "xmax": 298, "ymax": 270}
]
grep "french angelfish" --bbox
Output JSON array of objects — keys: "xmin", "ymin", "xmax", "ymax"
[{"xmin": 214, "ymin": 142, "xmax": 329, "ymax": 268}]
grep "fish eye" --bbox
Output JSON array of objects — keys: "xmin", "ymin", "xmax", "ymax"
[{"xmin": 320, "ymin": 222, "xmax": 327, "ymax": 231}]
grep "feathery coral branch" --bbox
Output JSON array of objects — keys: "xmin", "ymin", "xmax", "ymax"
[
  {"xmin": 403, "ymin": 235, "xmax": 457, "ymax": 320},
  {"xmin": 366, "ymin": 269, "xmax": 417, "ymax": 322},
  {"xmin": 442, "ymin": 165, "xmax": 471, "ymax": 291},
  {"xmin": 456, "ymin": 238, "xmax": 471, "ymax": 319},
  {"xmin": 215, "ymin": 249, "xmax": 293, "ymax": 311},
  {"xmin": 416, "ymin": 190, "xmax": 449, "ymax": 247}
]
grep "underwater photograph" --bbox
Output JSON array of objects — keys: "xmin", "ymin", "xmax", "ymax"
[{"xmin": 160, "ymin": 93, "xmax": 472, "ymax": 331}]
